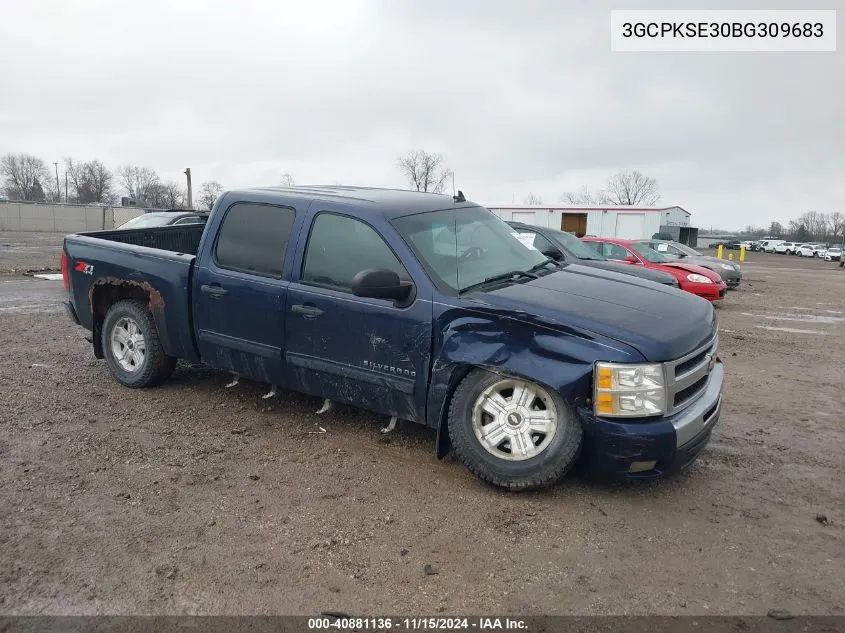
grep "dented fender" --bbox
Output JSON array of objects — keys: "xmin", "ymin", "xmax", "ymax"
[{"xmin": 427, "ymin": 302, "xmax": 645, "ymax": 458}]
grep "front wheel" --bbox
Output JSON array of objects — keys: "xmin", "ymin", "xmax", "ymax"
[
  {"xmin": 447, "ymin": 370, "xmax": 583, "ymax": 490},
  {"xmin": 102, "ymin": 299, "xmax": 177, "ymax": 388}
]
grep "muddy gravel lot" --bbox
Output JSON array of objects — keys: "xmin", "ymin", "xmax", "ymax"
[{"xmin": 1, "ymin": 234, "xmax": 843, "ymax": 616}]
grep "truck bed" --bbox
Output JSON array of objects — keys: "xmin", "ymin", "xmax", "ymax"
[
  {"xmin": 63, "ymin": 226, "xmax": 204, "ymax": 362},
  {"xmin": 76, "ymin": 224, "xmax": 205, "ymax": 256}
]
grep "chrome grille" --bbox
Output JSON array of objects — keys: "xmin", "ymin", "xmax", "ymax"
[{"xmin": 664, "ymin": 333, "xmax": 718, "ymax": 415}]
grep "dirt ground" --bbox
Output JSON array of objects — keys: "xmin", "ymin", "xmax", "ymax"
[{"xmin": 1, "ymin": 234, "xmax": 843, "ymax": 616}]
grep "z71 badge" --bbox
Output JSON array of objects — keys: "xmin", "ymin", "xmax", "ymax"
[{"xmin": 74, "ymin": 261, "xmax": 94, "ymax": 275}]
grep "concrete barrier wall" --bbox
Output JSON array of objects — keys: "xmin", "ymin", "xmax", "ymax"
[{"xmin": 0, "ymin": 201, "xmax": 147, "ymax": 233}]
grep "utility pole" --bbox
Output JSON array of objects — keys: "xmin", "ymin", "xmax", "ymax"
[
  {"xmin": 452, "ymin": 172, "xmax": 455, "ymax": 196},
  {"xmin": 53, "ymin": 162, "xmax": 61, "ymax": 202},
  {"xmin": 184, "ymin": 168, "xmax": 193, "ymax": 209}
]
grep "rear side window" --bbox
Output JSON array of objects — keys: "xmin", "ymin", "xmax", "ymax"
[
  {"xmin": 215, "ymin": 203, "xmax": 295, "ymax": 277},
  {"xmin": 301, "ymin": 213, "xmax": 409, "ymax": 293}
]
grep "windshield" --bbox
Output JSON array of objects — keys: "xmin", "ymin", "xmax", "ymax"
[
  {"xmin": 546, "ymin": 229, "xmax": 605, "ymax": 260},
  {"xmin": 119, "ymin": 214, "xmax": 173, "ymax": 229},
  {"xmin": 630, "ymin": 242, "xmax": 669, "ymax": 263},
  {"xmin": 671, "ymin": 242, "xmax": 702, "ymax": 256},
  {"xmin": 392, "ymin": 206, "xmax": 548, "ymax": 293}
]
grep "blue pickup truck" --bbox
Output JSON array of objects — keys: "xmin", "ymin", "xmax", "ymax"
[{"xmin": 61, "ymin": 186, "xmax": 724, "ymax": 489}]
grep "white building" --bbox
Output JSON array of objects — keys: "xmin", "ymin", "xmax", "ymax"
[{"xmin": 487, "ymin": 204, "xmax": 698, "ymax": 244}]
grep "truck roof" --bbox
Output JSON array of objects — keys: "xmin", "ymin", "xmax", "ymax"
[{"xmin": 222, "ymin": 185, "xmax": 474, "ymax": 217}]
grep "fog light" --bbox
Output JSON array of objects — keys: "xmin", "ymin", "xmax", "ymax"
[{"xmin": 628, "ymin": 460, "xmax": 657, "ymax": 473}]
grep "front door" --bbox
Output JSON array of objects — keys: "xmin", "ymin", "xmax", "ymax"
[
  {"xmin": 193, "ymin": 202, "xmax": 296, "ymax": 385},
  {"xmin": 285, "ymin": 211, "xmax": 431, "ymax": 423}
]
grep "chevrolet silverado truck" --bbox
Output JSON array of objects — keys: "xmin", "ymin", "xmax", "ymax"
[{"xmin": 61, "ymin": 186, "xmax": 724, "ymax": 490}]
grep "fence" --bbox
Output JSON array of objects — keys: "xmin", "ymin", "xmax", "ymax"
[{"xmin": 0, "ymin": 201, "xmax": 148, "ymax": 233}]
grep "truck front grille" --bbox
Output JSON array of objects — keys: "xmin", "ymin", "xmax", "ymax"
[{"xmin": 664, "ymin": 332, "xmax": 718, "ymax": 415}]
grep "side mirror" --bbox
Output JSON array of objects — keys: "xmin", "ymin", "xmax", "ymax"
[
  {"xmin": 351, "ymin": 269, "xmax": 413, "ymax": 303},
  {"xmin": 541, "ymin": 248, "xmax": 562, "ymax": 261},
  {"xmin": 625, "ymin": 255, "xmax": 639, "ymax": 264}
]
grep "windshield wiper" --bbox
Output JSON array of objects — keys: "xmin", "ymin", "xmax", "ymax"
[
  {"xmin": 458, "ymin": 269, "xmax": 539, "ymax": 295},
  {"xmin": 526, "ymin": 257, "xmax": 561, "ymax": 272}
]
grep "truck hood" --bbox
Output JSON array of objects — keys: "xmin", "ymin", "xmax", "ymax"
[{"xmin": 471, "ymin": 264, "xmax": 715, "ymax": 362}]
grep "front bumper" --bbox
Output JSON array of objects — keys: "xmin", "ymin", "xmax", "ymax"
[
  {"xmin": 577, "ymin": 361, "xmax": 724, "ymax": 479},
  {"xmin": 683, "ymin": 281, "xmax": 728, "ymax": 301},
  {"xmin": 718, "ymin": 268, "xmax": 741, "ymax": 288}
]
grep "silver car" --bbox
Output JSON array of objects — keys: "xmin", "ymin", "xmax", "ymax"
[{"xmin": 638, "ymin": 239, "xmax": 743, "ymax": 289}]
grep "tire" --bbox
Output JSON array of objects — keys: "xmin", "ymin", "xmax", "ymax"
[
  {"xmin": 101, "ymin": 299, "xmax": 177, "ymax": 388},
  {"xmin": 447, "ymin": 369, "xmax": 583, "ymax": 490}
]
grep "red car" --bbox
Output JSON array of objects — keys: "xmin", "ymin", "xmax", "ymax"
[{"xmin": 581, "ymin": 237, "xmax": 727, "ymax": 302}]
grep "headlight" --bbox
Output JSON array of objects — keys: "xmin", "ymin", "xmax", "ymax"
[
  {"xmin": 686, "ymin": 273, "xmax": 712, "ymax": 283},
  {"xmin": 718, "ymin": 263, "xmax": 734, "ymax": 270},
  {"xmin": 593, "ymin": 362, "xmax": 666, "ymax": 418}
]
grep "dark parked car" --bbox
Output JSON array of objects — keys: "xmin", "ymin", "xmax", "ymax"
[
  {"xmin": 117, "ymin": 211, "xmax": 208, "ymax": 229},
  {"xmin": 637, "ymin": 239, "xmax": 742, "ymax": 289},
  {"xmin": 505, "ymin": 222, "xmax": 680, "ymax": 288},
  {"xmin": 61, "ymin": 186, "xmax": 723, "ymax": 489}
]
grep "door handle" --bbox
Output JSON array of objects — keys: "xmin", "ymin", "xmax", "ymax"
[
  {"xmin": 291, "ymin": 304, "xmax": 324, "ymax": 317},
  {"xmin": 201, "ymin": 284, "xmax": 229, "ymax": 298}
]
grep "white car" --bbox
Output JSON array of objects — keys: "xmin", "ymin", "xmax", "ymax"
[
  {"xmin": 811, "ymin": 243, "xmax": 828, "ymax": 258},
  {"xmin": 773, "ymin": 241, "xmax": 797, "ymax": 255},
  {"xmin": 761, "ymin": 239, "xmax": 785, "ymax": 253},
  {"xmin": 825, "ymin": 245, "xmax": 844, "ymax": 261},
  {"xmin": 794, "ymin": 244, "xmax": 815, "ymax": 257}
]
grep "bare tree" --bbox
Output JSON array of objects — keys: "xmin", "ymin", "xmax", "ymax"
[
  {"xmin": 794, "ymin": 210, "xmax": 827, "ymax": 239},
  {"xmin": 828, "ymin": 212, "xmax": 844, "ymax": 240},
  {"xmin": 561, "ymin": 170, "xmax": 660, "ymax": 206},
  {"xmin": 65, "ymin": 158, "xmax": 114, "ymax": 204},
  {"xmin": 118, "ymin": 165, "xmax": 160, "ymax": 204},
  {"xmin": 197, "ymin": 181, "xmax": 223, "ymax": 210},
  {"xmin": 1, "ymin": 153, "xmax": 50, "ymax": 201},
  {"xmin": 561, "ymin": 185, "xmax": 609, "ymax": 205},
  {"xmin": 280, "ymin": 172, "xmax": 295, "ymax": 187},
  {"xmin": 397, "ymin": 150, "xmax": 452, "ymax": 194},
  {"xmin": 604, "ymin": 170, "xmax": 660, "ymax": 206},
  {"xmin": 768, "ymin": 221, "xmax": 784, "ymax": 238},
  {"xmin": 523, "ymin": 193, "xmax": 543, "ymax": 205},
  {"xmin": 145, "ymin": 181, "xmax": 186, "ymax": 209}
]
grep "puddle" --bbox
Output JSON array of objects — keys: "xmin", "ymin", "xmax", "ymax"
[
  {"xmin": 33, "ymin": 273, "xmax": 63, "ymax": 281},
  {"xmin": 742, "ymin": 312, "xmax": 845, "ymax": 324},
  {"xmin": 755, "ymin": 325, "xmax": 828, "ymax": 335}
]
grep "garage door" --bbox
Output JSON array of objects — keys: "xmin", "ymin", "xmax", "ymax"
[
  {"xmin": 614, "ymin": 213, "xmax": 646, "ymax": 239},
  {"xmin": 511, "ymin": 211, "xmax": 537, "ymax": 225}
]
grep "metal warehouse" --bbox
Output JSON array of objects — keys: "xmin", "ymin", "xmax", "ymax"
[{"xmin": 487, "ymin": 204, "xmax": 699, "ymax": 245}]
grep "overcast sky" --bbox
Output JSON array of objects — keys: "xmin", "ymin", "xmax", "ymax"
[{"xmin": 1, "ymin": 0, "xmax": 842, "ymax": 230}]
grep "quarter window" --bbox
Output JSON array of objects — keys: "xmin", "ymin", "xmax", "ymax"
[
  {"xmin": 214, "ymin": 203, "xmax": 296, "ymax": 277},
  {"xmin": 302, "ymin": 213, "xmax": 409, "ymax": 293}
]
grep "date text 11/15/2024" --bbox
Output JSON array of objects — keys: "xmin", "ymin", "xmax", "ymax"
[{"xmin": 308, "ymin": 617, "xmax": 528, "ymax": 631}]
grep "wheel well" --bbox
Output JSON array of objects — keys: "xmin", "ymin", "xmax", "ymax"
[
  {"xmin": 90, "ymin": 284, "xmax": 151, "ymax": 359},
  {"xmin": 434, "ymin": 363, "xmax": 478, "ymax": 459}
]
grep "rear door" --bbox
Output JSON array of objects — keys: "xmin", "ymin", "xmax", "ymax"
[{"xmin": 192, "ymin": 202, "xmax": 297, "ymax": 384}]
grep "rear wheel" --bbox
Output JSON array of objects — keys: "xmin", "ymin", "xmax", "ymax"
[
  {"xmin": 102, "ymin": 299, "xmax": 176, "ymax": 388},
  {"xmin": 447, "ymin": 370, "xmax": 582, "ymax": 490}
]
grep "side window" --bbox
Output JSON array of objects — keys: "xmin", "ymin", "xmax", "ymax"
[
  {"xmin": 605, "ymin": 243, "xmax": 631, "ymax": 260},
  {"xmin": 525, "ymin": 232, "xmax": 558, "ymax": 254},
  {"xmin": 302, "ymin": 213, "xmax": 409, "ymax": 293},
  {"xmin": 585, "ymin": 241, "xmax": 604, "ymax": 255},
  {"xmin": 174, "ymin": 216, "xmax": 201, "ymax": 225},
  {"xmin": 214, "ymin": 203, "xmax": 296, "ymax": 277}
]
